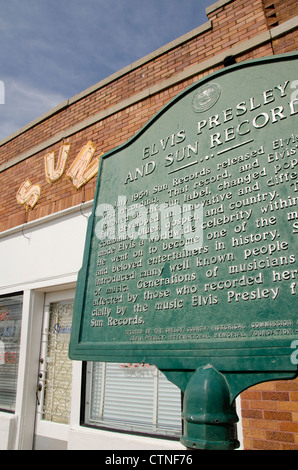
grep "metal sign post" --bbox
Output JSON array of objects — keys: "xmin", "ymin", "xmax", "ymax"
[{"xmin": 69, "ymin": 53, "xmax": 298, "ymax": 450}]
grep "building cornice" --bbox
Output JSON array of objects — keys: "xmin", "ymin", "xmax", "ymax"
[
  {"xmin": 0, "ymin": 20, "xmax": 212, "ymax": 149},
  {"xmin": 0, "ymin": 14, "xmax": 297, "ymax": 174}
]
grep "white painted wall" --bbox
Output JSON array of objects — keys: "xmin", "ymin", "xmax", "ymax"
[
  {"xmin": 0, "ymin": 204, "xmax": 91, "ymax": 449},
  {"xmin": 0, "ymin": 204, "xmax": 92, "ymax": 294}
]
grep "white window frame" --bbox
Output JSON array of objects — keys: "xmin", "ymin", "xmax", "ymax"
[
  {"xmin": 34, "ymin": 290, "xmax": 75, "ymax": 446},
  {"xmin": 0, "ymin": 292, "xmax": 23, "ymax": 413}
]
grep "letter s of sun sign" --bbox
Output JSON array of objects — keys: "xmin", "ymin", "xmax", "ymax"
[{"xmin": 16, "ymin": 179, "xmax": 41, "ymax": 210}]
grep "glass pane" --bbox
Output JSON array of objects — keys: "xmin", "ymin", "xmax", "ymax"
[
  {"xmin": 158, "ymin": 370, "xmax": 182, "ymax": 432},
  {"xmin": 89, "ymin": 362, "xmax": 104, "ymax": 421},
  {"xmin": 0, "ymin": 294, "xmax": 23, "ymax": 412},
  {"xmin": 86, "ymin": 361, "xmax": 182, "ymax": 437},
  {"xmin": 42, "ymin": 301, "xmax": 73, "ymax": 424},
  {"xmin": 103, "ymin": 363, "xmax": 155, "ymax": 427}
]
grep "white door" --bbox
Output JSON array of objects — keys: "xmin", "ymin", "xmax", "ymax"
[{"xmin": 34, "ymin": 290, "xmax": 75, "ymax": 450}]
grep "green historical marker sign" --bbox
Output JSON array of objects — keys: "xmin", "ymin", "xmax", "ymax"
[{"xmin": 69, "ymin": 53, "xmax": 298, "ymax": 449}]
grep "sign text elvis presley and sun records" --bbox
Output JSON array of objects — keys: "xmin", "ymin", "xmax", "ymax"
[{"xmin": 69, "ymin": 55, "xmax": 298, "ymax": 362}]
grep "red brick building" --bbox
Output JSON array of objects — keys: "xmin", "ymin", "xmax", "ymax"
[{"xmin": 0, "ymin": 0, "xmax": 297, "ymax": 450}]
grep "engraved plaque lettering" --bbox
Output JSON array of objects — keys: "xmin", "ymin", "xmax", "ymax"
[{"xmin": 69, "ymin": 54, "xmax": 298, "ymax": 372}]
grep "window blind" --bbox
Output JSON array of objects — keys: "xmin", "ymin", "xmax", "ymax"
[
  {"xmin": 0, "ymin": 293, "xmax": 23, "ymax": 412},
  {"xmin": 85, "ymin": 361, "xmax": 182, "ymax": 437}
]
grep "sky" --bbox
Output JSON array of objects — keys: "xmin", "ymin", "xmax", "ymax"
[{"xmin": 0, "ymin": 0, "xmax": 212, "ymax": 142}]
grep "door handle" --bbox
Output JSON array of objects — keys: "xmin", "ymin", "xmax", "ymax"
[{"xmin": 36, "ymin": 383, "xmax": 42, "ymax": 406}]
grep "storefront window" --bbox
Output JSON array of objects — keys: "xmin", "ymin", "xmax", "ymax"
[
  {"xmin": 39, "ymin": 297, "xmax": 182, "ymax": 436},
  {"xmin": 0, "ymin": 293, "xmax": 23, "ymax": 412},
  {"xmin": 42, "ymin": 301, "xmax": 73, "ymax": 424},
  {"xmin": 84, "ymin": 362, "xmax": 182, "ymax": 437}
]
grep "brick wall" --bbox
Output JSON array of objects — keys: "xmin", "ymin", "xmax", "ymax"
[
  {"xmin": 262, "ymin": 0, "xmax": 298, "ymax": 54},
  {"xmin": 0, "ymin": 0, "xmax": 297, "ymax": 450},
  {"xmin": 2, "ymin": 0, "xmax": 297, "ymax": 232},
  {"xmin": 241, "ymin": 378, "xmax": 298, "ymax": 450},
  {"xmin": 263, "ymin": 0, "xmax": 298, "ymax": 28},
  {"xmin": 0, "ymin": 0, "xmax": 277, "ymax": 232}
]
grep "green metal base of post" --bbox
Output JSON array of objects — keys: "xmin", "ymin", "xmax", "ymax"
[
  {"xmin": 180, "ymin": 365, "xmax": 239, "ymax": 450},
  {"xmin": 163, "ymin": 364, "xmax": 297, "ymax": 451}
]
